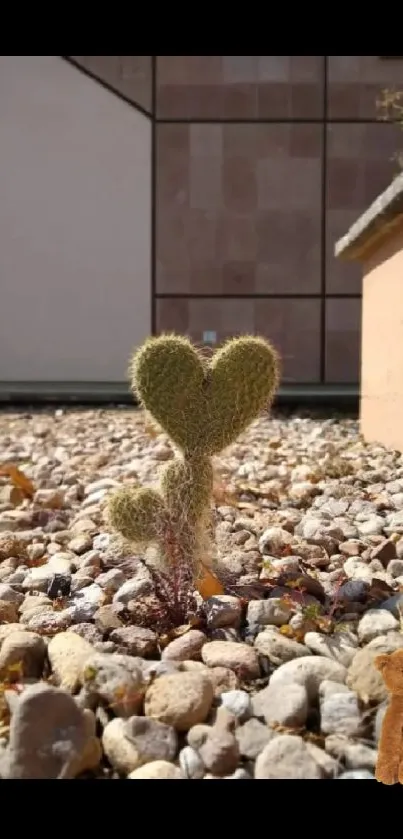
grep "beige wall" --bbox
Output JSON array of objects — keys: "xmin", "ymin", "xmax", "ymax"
[
  {"xmin": 360, "ymin": 223, "xmax": 403, "ymax": 450},
  {"xmin": 0, "ymin": 56, "xmax": 151, "ymax": 382}
]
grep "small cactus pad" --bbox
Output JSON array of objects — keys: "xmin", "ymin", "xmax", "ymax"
[
  {"xmin": 108, "ymin": 486, "xmax": 167, "ymax": 543},
  {"xmin": 131, "ymin": 334, "xmax": 279, "ymax": 456}
]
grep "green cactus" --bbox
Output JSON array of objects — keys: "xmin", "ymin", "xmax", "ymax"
[
  {"xmin": 108, "ymin": 486, "xmax": 167, "ymax": 544},
  {"xmin": 108, "ymin": 333, "xmax": 280, "ymax": 595},
  {"xmin": 131, "ymin": 333, "xmax": 279, "ymax": 457}
]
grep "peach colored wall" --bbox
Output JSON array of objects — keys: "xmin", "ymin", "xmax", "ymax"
[
  {"xmin": 361, "ymin": 222, "xmax": 403, "ymax": 450},
  {"xmin": 0, "ymin": 56, "xmax": 151, "ymax": 382}
]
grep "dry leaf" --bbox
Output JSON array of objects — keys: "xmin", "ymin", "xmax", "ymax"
[
  {"xmin": 0, "ymin": 463, "xmax": 35, "ymax": 499},
  {"xmin": 196, "ymin": 563, "xmax": 224, "ymax": 599},
  {"xmin": 279, "ymin": 624, "xmax": 305, "ymax": 643}
]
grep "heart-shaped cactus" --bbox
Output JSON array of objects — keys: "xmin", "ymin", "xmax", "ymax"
[
  {"xmin": 108, "ymin": 333, "xmax": 280, "ymax": 625},
  {"xmin": 131, "ymin": 334, "xmax": 279, "ymax": 456}
]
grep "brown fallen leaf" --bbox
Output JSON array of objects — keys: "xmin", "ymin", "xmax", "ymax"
[
  {"xmin": 196, "ymin": 562, "xmax": 225, "ymax": 599},
  {"xmin": 0, "ymin": 463, "xmax": 35, "ymax": 499}
]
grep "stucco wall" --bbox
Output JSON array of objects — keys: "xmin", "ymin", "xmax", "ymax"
[
  {"xmin": 0, "ymin": 55, "xmax": 151, "ymax": 382},
  {"xmin": 361, "ymin": 224, "xmax": 403, "ymax": 450}
]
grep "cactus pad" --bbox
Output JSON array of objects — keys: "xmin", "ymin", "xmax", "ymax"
[
  {"xmin": 131, "ymin": 334, "xmax": 279, "ymax": 456},
  {"xmin": 108, "ymin": 486, "xmax": 167, "ymax": 543}
]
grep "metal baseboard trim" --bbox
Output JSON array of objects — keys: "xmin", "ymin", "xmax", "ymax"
[{"xmin": 0, "ymin": 382, "xmax": 359, "ymax": 409}]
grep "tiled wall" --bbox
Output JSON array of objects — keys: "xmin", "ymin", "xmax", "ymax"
[
  {"xmin": 155, "ymin": 56, "xmax": 403, "ymax": 385},
  {"xmin": 69, "ymin": 56, "xmax": 403, "ymax": 386}
]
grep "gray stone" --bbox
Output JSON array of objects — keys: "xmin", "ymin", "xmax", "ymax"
[
  {"xmin": 204, "ymin": 595, "xmax": 242, "ymax": 628},
  {"xmin": 220, "ymin": 690, "xmax": 251, "ymax": 721},
  {"xmin": 1, "ymin": 683, "xmax": 88, "ymax": 779},
  {"xmin": 235, "ymin": 718, "xmax": 273, "ymax": 760},
  {"xmin": 357, "ymin": 609, "xmax": 398, "ymax": 644},
  {"xmin": 102, "ymin": 716, "xmax": 177, "ymax": 775},
  {"xmin": 269, "ymin": 655, "xmax": 347, "ymax": 701},
  {"xmin": 254, "ymin": 628, "xmax": 310, "ymax": 666},
  {"xmin": 347, "ymin": 633, "xmax": 403, "ymax": 703},
  {"xmin": 320, "ymin": 691, "xmax": 363, "ymax": 737},
  {"xmin": 252, "ymin": 681, "xmax": 308, "ymax": 728},
  {"xmin": 255, "ymin": 734, "xmax": 323, "ymax": 779},
  {"xmin": 304, "ymin": 630, "xmax": 357, "ymax": 667},
  {"xmin": 179, "ymin": 745, "xmax": 205, "ymax": 779},
  {"xmin": 247, "ymin": 598, "xmax": 292, "ymax": 627}
]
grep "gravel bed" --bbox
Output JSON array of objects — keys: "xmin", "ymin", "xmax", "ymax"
[{"xmin": 0, "ymin": 406, "xmax": 401, "ymax": 779}]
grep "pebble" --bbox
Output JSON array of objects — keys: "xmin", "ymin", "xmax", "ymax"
[
  {"xmin": 102, "ymin": 716, "xmax": 177, "ymax": 775},
  {"xmin": 235, "ymin": 718, "xmax": 273, "ymax": 759},
  {"xmin": 269, "ymin": 656, "xmax": 347, "ymax": 701},
  {"xmin": 247, "ymin": 598, "xmax": 292, "ymax": 627},
  {"xmin": 252, "ymin": 681, "xmax": 308, "ymax": 728},
  {"xmin": 304, "ymin": 631, "xmax": 358, "ymax": 667},
  {"xmin": 346, "ymin": 632, "xmax": 403, "ymax": 702},
  {"xmin": 4, "ymin": 408, "xmax": 403, "ymax": 780},
  {"xmin": 1, "ymin": 683, "xmax": 89, "ymax": 779},
  {"xmin": 161, "ymin": 630, "xmax": 206, "ymax": 662},
  {"xmin": 326, "ymin": 736, "xmax": 377, "ymax": 771},
  {"xmin": 144, "ymin": 672, "xmax": 214, "ymax": 731},
  {"xmin": 220, "ymin": 690, "xmax": 251, "ymax": 721},
  {"xmin": 357, "ymin": 609, "xmax": 399, "ymax": 644},
  {"xmin": 127, "ymin": 760, "xmax": 183, "ymax": 779},
  {"xmin": 320, "ymin": 690, "xmax": 362, "ymax": 737},
  {"xmin": 48, "ymin": 631, "xmax": 94, "ymax": 692},
  {"xmin": 188, "ymin": 709, "xmax": 239, "ymax": 776},
  {"xmin": 110, "ymin": 626, "xmax": 158, "ymax": 657},
  {"xmin": 179, "ymin": 745, "xmax": 205, "ymax": 779},
  {"xmin": 201, "ymin": 641, "xmax": 260, "ymax": 680},
  {"xmin": 81, "ymin": 653, "xmax": 146, "ymax": 717},
  {"xmin": 204, "ymin": 595, "xmax": 243, "ymax": 628},
  {"xmin": 254, "ymin": 628, "xmax": 310, "ymax": 666},
  {"xmin": 0, "ymin": 630, "xmax": 46, "ymax": 680},
  {"xmin": 255, "ymin": 734, "xmax": 323, "ymax": 779}
]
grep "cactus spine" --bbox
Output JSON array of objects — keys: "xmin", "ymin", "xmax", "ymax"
[{"xmin": 108, "ymin": 333, "xmax": 280, "ymax": 594}]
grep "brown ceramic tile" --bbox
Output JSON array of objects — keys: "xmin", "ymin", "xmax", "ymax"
[
  {"xmin": 222, "ymin": 157, "xmax": 257, "ymax": 213},
  {"xmin": 222, "ymin": 84, "xmax": 258, "ymax": 119},
  {"xmin": 69, "ymin": 56, "xmax": 152, "ymax": 113},
  {"xmin": 222, "ymin": 262, "xmax": 256, "ymax": 294},
  {"xmin": 189, "ymin": 298, "xmax": 255, "ymax": 339},
  {"xmin": 256, "ymin": 211, "xmax": 321, "ymax": 294},
  {"xmin": 157, "ymin": 124, "xmax": 322, "ymax": 295},
  {"xmin": 254, "ymin": 299, "xmax": 321, "ymax": 383},
  {"xmin": 258, "ymin": 157, "xmax": 321, "ymax": 210},
  {"xmin": 190, "ymin": 125, "xmax": 223, "ymax": 158},
  {"xmin": 156, "ymin": 297, "xmax": 321, "ymax": 384},
  {"xmin": 157, "ymin": 56, "xmax": 223, "ymax": 85},
  {"xmin": 325, "ymin": 123, "xmax": 401, "ymax": 293},
  {"xmin": 258, "ymin": 83, "xmax": 323, "ymax": 120},
  {"xmin": 190, "ymin": 157, "xmax": 222, "ymax": 210},
  {"xmin": 327, "ymin": 56, "xmax": 403, "ymax": 120},
  {"xmin": 325, "ymin": 299, "xmax": 362, "ymax": 383},
  {"xmin": 256, "ymin": 124, "xmax": 322, "ymax": 211},
  {"xmin": 218, "ymin": 214, "xmax": 259, "ymax": 263},
  {"xmin": 156, "ymin": 55, "xmax": 324, "ymax": 120},
  {"xmin": 156, "ymin": 298, "xmax": 189, "ymax": 334},
  {"xmin": 222, "ymin": 56, "xmax": 259, "ymax": 83}
]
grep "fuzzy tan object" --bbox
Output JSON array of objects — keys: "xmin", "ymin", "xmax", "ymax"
[{"xmin": 375, "ymin": 649, "xmax": 403, "ymax": 784}]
